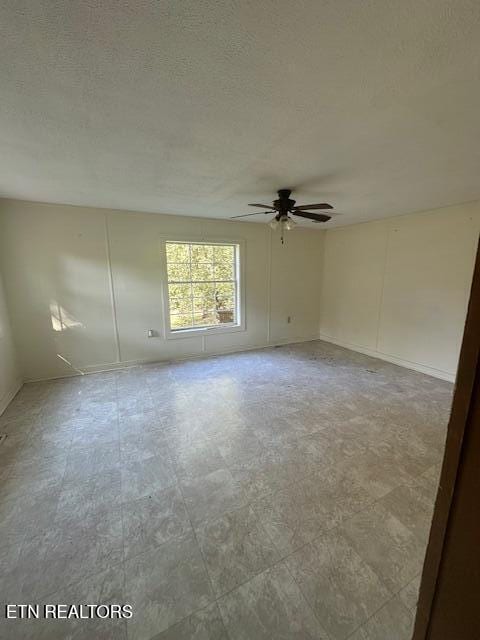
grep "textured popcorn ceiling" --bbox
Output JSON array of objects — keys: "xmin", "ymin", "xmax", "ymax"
[{"xmin": 1, "ymin": 1, "xmax": 480, "ymax": 227}]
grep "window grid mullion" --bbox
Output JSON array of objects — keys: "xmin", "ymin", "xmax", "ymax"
[
  {"xmin": 189, "ymin": 243, "xmax": 194, "ymax": 326},
  {"xmin": 167, "ymin": 279, "xmax": 235, "ymax": 284}
]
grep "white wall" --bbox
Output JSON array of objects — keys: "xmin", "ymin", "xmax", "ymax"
[
  {"xmin": 0, "ymin": 199, "xmax": 324, "ymax": 381},
  {"xmin": 2, "ymin": 196, "xmax": 477, "ymax": 386},
  {"xmin": 0, "ymin": 267, "xmax": 21, "ymax": 414},
  {"xmin": 320, "ymin": 201, "xmax": 480, "ymax": 381}
]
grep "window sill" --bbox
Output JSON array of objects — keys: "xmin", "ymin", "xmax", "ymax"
[{"xmin": 166, "ymin": 324, "xmax": 245, "ymax": 340}]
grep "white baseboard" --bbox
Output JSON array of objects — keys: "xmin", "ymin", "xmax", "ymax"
[
  {"xmin": 319, "ymin": 333, "xmax": 456, "ymax": 383},
  {"xmin": 0, "ymin": 378, "xmax": 23, "ymax": 416},
  {"xmin": 24, "ymin": 335, "xmax": 321, "ymax": 383}
]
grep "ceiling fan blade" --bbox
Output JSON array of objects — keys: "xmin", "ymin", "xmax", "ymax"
[
  {"xmin": 248, "ymin": 203, "xmax": 276, "ymax": 210},
  {"xmin": 292, "ymin": 211, "xmax": 332, "ymax": 223},
  {"xmin": 230, "ymin": 212, "xmax": 271, "ymax": 218},
  {"xmin": 293, "ymin": 203, "xmax": 333, "ymax": 211}
]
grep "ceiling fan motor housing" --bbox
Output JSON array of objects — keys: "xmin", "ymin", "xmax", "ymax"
[{"xmin": 274, "ymin": 189, "xmax": 296, "ymax": 214}]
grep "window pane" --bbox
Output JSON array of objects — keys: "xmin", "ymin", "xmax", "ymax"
[
  {"xmin": 168, "ymin": 283, "xmax": 192, "ymax": 298},
  {"xmin": 193, "ymin": 311, "xmax": 217, "ymax": 326},
  {"xmin": 193, "ymin": 297, "xmax": 215, "ymax": 313},
  {"xmin": 215, "ymin": 282, "xmax": 235, "ymax": 298},
  {"xmin": 214, "ymin": 261, "xmax": 234, "ymax": 280},
  {"xmin": 214, "ymin": 245, "xmax": 234, "ymax": 262},
  {"xmin": 192, "ymin": 282, "xmax": 215, "ymax": 298},
  {"xmin": 170, "ymin": 313, "xmax": 193, "ymax": 329},
  {"xmin": 191, "ymin": 263, "xmax": 214, "ymax": 281},
  {"xmin": 168, "ymin": 262, "xmax": 191, "ymax": 281},
  {"xmin": 191, "ymin": 244, "xmax": 213, "ymax": 263},
  {"xmin": 217, "ymin": 309, "xmax": 235, "ymax": 324},
  {"xmin": 216, "ymin": 295, "xmax": 235, "ymax": 311},
  {"xmin": 170, "ymin": 297, "xmax": 192, "ymax": 314},
  {"xmin": 166, "ymin": 243, "xmax": 190, "ymax": 263}
]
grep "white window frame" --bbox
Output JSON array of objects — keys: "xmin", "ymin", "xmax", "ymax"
[{"xmin": 160, "ymin": 235, "xmax": 246, "ymax": 339}]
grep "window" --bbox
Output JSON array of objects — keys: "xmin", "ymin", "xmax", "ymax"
[{"xmin": 165, "ymin": 241, "xmax": 240, "ymax": 332}]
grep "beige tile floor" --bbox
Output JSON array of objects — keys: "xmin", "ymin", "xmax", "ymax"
[{"xmin": 0, "ymin": 340, "xmax": 451, "ymax": 639}]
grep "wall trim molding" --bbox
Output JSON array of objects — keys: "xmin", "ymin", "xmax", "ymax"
[
  {"xmin": 320, "ymin": 333, "xmax": 456, "ymax": 382},
  {"xmin": 104, "ymin": 212, "xmax": 122, "ymax": 363},
  {"xmin": 23, "ymin": 335, "xmax": 321, "ymax": 383},
  {"xmin": 0, "ymin": 378, "xmax": 23, "ymax": 416}
]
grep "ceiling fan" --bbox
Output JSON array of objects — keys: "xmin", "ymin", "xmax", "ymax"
[{"xmin": 231, "ymin": 189, "xmax": 336, "ymax": 243}]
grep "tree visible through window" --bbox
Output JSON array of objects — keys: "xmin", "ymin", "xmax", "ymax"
[{"xmin": 166, "ymin": 242, "xmax": 239, "ymax": 331}]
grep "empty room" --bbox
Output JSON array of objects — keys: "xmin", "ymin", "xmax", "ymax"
[{"xmin": 1, "ymin": 2, "xmax": 480, "ymax": 639}]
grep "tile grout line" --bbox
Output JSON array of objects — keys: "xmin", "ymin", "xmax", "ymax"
[
  {"xmin": 114, "ymin": 372, "xmax": 130, "ymax": 640},
  {"xmin": 271, "ymin": 462, "xmax": 433, "ymax": 637},
  {"xmin": 151, "ymin": 377, "xmax": 232, "ymax": 637},
  {"xmin": 281, "ymin": 552, "xmax": 335, "ymax": 640},
  {"xmin": 344, "ymin": 589, "xmax": 415, "ymax": 640},
  {"xmin": 173, "ymin": 455, "xmax": 233, "ymax": 639}
]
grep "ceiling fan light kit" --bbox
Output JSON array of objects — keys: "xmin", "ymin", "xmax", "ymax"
[
  {"xmin": 268, "ymin": 214, "xmax": 295, "ymax": 243},
  {"xmin": 231, "ymin": 189, "xmax": 335, "ymax": 244}
]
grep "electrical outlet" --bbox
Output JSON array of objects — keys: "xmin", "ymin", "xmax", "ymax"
[{"xmin": 147, "ymin": 329, "xmax": 157, "ymax": 338}]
